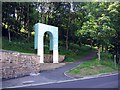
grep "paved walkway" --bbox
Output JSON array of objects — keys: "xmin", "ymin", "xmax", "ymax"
[{"xmin": 2, "ymin": 52, "xmax": 97, "ymax": 88}]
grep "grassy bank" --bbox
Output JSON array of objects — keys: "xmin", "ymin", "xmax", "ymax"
[
  {"xmin": 67, "ymin": 52, "xmax": 119, "ymax": 77},
  {"xmin": 2, "ymin": 37, "xmax": 96, "ymax": 62},
  {"xmin": 2, "ymin": 37, "xmax": 35, "ymax": 53}
]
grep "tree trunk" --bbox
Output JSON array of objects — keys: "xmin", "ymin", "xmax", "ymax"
[
  {"xmin": 27, "ymin": 29, "xmax": 30, "ymax": 39},
  {"xmin": 118, "ymin": 54, "xmax": 120, "ymax": 65},
  {"xmin": 90, "ymin": 40, "xmax": 93, "ymax": 49},
  {"xmin": 45, "ymin": 13, "xmax": 49, "ymax": 24},
  {"xmin": 43, "ymin": 13, "xmax": 48, "ymax": 42},
  {"xmin": 66, "ymin": 29, "xmax": 69, "ymax": 50},
  {"xmin": 97, "ymin": 46, "xmax": 100, "ymax": 61},
  {"xmin": 8, "ymin": 27, "xmax": 11, "ymax": 42},
  {"xmin": 105, "ymin": 44, "xmax": 108, "ymax": 52},
  {"xmin": 65, "ymin": 15, "xmax": 70, "ymax": 50},
  {"xmin": 102, "ymin": 43, "xmax": 104, "ymax": 52},
  {"xmin": 41, "ymin": 13, "xmax": 45, "ymax": 24},
  {"xmin": 27, "ymin": 4, "xmax": 30, "ymax": 39}
]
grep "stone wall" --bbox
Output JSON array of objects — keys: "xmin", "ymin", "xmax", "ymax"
[
  {"xmin": 0, "ymin": 50, "xmax": 65, "ymax": 79},
  {"xmin": 44, "ymin": 54, "xmax": 65, "ymax": 63}
]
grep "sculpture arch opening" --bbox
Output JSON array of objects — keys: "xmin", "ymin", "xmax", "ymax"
[
  {"xmin": 34, "ymin": 23, "xmax": 58, "ymax": 63},
  {"xmin": 44, "ymin": 31, "xmax": 53, "ymax": 63}
]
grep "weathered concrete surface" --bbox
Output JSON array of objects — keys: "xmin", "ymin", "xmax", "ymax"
[{"xmin": 40, "ymin": 63, "xmax": 66, "ymax": 71}]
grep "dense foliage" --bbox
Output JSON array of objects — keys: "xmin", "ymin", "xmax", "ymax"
[{"xmin": 2, "ymin": 2, "xmax": 120, "ymax": 63}]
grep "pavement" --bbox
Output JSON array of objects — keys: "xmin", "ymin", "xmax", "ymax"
[{"xmin": 2, "ymin": 51, "xmax": 118, "ymax": 89}]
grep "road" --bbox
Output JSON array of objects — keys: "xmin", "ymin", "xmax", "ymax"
[{"xmin": 25, "ymin": 74, "xmax": 119, "ymax": 88}]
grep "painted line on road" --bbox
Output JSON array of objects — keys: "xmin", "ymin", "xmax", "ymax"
[{"xmin": 3, "ymin": 73, "xmax": 118, "ymax": 89}]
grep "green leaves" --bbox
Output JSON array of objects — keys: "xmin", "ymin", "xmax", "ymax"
[{"xmin": 77, "ymin": 2, "xmax": 117, "ymax": 49}]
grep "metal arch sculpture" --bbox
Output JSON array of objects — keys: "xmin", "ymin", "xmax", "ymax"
[{"xmin": 34, "ymin": 23, "xmax": 58, "ymax": 63}]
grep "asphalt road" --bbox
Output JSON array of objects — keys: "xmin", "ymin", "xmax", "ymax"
[{"xmin": 25, "ymin": 74, "xmax": 119, "ymax": 88}]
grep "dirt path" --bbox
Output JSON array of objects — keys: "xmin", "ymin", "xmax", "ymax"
[{"xmin": 76, "ymin": 51, "xmax": 97, "ymax": 62}]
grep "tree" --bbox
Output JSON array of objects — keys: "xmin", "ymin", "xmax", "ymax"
[
  {"xmin": 107, "ymin": 2, "xmax": 120, "ymax": 63},
  {"xmin": 2, "ymin": 2, "xmax": 17, "ymax": 42},
  {"xmin": 77, "ymin": 2, "xmax": 116, "ymax": 61},
  {"xmin": 2, "ymin": 2, "xmax": 40, "ymax": 41}
]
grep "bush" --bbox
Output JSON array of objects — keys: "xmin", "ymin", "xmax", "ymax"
[
  {"xmin": 69, "ymin": 43, "xmax": 80, "ymax": 50},
  {"xmin": 101, "ymin": 52, "xmax": 112, "ymax": 60},
  {"xmin": 65, "ymin": 57, "xmax": 75, "ymax": 62},
  {"xmin": 100, "ymin": 52, "xmax": 119, "ymax": 69}
]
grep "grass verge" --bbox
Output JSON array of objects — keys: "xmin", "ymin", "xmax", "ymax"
[{"xmin": 67, "ymin": 57, "xmax": 119, "ymax": 77}]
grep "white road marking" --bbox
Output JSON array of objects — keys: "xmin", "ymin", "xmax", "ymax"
[{"xmin": 22, "ymin": 81, "xmax": 35, "ymax": 84}]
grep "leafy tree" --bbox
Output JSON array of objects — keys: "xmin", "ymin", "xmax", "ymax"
[
  {"xmin": 107, "ymin": 2, "xmax": 120, "ymax": 63},
  {"xmin": 77, "ymin": 2, "xmax": 116, "ymax": 61},
  {"xmin": 2, "ymin": 2, "xmax": 40, "ymax": 41}
]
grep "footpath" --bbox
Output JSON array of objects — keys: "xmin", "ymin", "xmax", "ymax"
[{"xmin": 2, "ymin": 52, "xmax": 96, "ymax": 89}]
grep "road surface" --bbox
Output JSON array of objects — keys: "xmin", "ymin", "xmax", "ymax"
[{"xmin": 25, "ymin": 74, "xmax": 119, "ymax": 88}]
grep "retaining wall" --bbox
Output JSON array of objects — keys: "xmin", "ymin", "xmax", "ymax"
[{"xmin": 0, "ymin": 50, "xmax": 65, "ymax": 79}]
